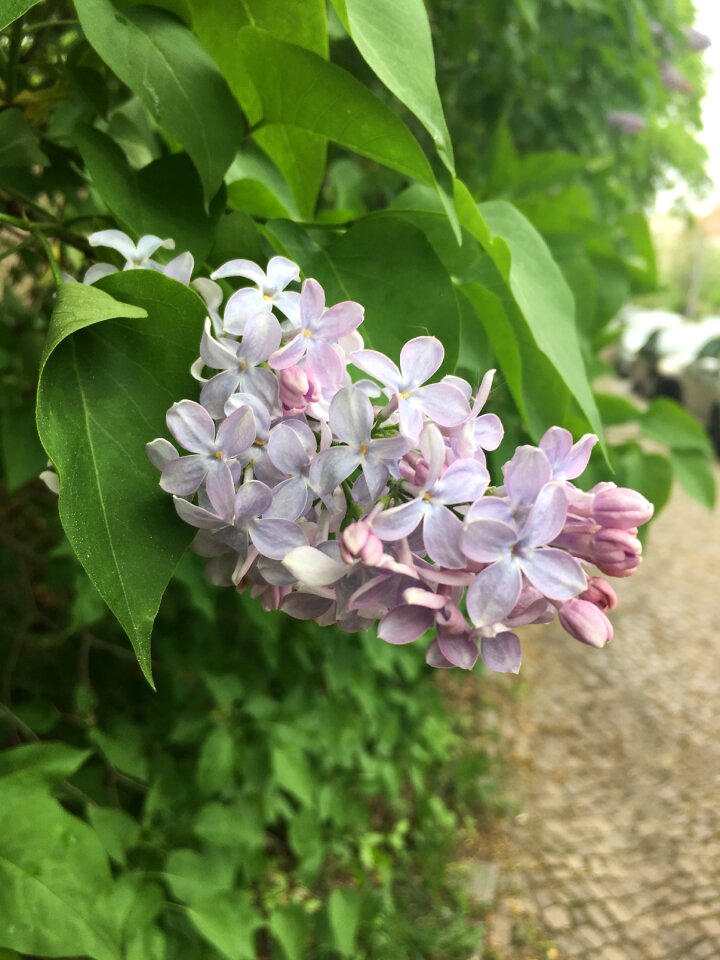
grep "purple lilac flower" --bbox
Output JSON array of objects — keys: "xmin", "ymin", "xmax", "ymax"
[
  {"xmin": 607, "ymin": 110, "xmax": 647, "ymax": 135},
  {"xmin": 309, "ymin": 386, "xmax": 411, "ymax": 501},
  {"xmin": 270, "ymin": 279, "xmax": 364, "ymax": 393},
  {"xmin": 211, "ymin": 256, "xmax": 301, "ymax": 326},
  {"xmin": 113, "ymin": 242, "xmax": 655, "ymax": 674},
  {"xmin": 160, "ymin": 400, "xmax": 255, "ymax": 495},
  {"xmin": 372, "ymin": 424, "xmax": 489, "ymax": 568},
  {"xmin": 462, "ymin": 482, "xmax": 586, "ymax": 627},
  {"xmin": 199, "ymin": 317, "xmax": 281, "ymax": 417},
  {"xmin": 351, "ymin": 336, "xmax": 470, "ymax": 440}
]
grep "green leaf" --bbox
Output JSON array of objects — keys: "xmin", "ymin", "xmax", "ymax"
[
  {"xmin": 91, "ymin": 719, "xmax": 149, "ymax": 781},
  {"xmin": 88, "ymin": 807, "xmax": 140, "ymax": 865},
  {"xmin": 272, "ymin": 743, "xmax": 315, "ymax": 806},
  {"xmin": 270, "ymin": 905, "xmax": 309, "ymax": 960},
  {"xmin": 194, "ymin": 800, "xmax": 265, "ymax": 850},
  {"xmin": 0, "ymin": 742, "xmax": 90, "ymax": 790},
  {"xmin": 595, "ymin": 392, "xmax": 641, "ymax": 426},
  {"xmin": 327, "ymin": 888, "xmax": 361, "ymax": 958},
  {"xmin": 455, "ymin": 181, "xmax": 605, "ymax": 450},
  {"xmin": 73, "ymin": 0, "xmax": 243, "ymax": 204},
  {"xmin": 640, "ymin": 397, "xmax": 713, "ymax": 455},
  {"xmin": 164, "ymin": 848, "xmax": 235, "ymax": 903},
  {"xmin": 236, "ymin": 28, "xmax": 434, "ymax": 186},
  {"xmin": 35, "ymin": 274, "xmax": 206, "ymax": 682},
  {"xmin": 617, "ymin": 444, "xmax": 673, "ymax": 520},
  {"xmin": 0, "ymin": 0, "xmax": 40, "ymax": 29},
  {"xmin": 197, "ymin": 725, "xmax": 235, "ymax": 795},
  {"xmin": 300, "ymin": 215, "xmax": 460, "ymax": 374},
  {"xmin": 0, "ymin": 403, "xmax": 47, "ymax": 492},
  {"xmin": 75, "ymin": 125, "xmax": 224, "ymax": 263},
  {"xmin": 0, "ymin": 108, "xmax": 48, "ymax": 167},
  {"xmin": 0, "ymin": 790, "xmax": 120, "ymax": 960},
  {"xmin": 187, "ymin": 0, "xmax": 327, "ymax": 218},
  {"xmin": 339, "ymin": 0, "xmax": 454, "ymax": 172},
  {"xmin": 670, "ymin": 449, "xmax": 716, "ymax": 509},
  {"xmin": 186, "ymin": 893, "xmax": 262, "ymax": 960}
]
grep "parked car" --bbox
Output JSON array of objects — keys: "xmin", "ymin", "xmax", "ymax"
[
  {"xmin": 615, "ymin": 308, "xmax": 684, "ymax": 377},
  {"xmin": 631, "ymin": 319, "xmax": 720, "ymax": 399},
  {"xmin": 679, "ymin": 335, "xmax": 720, "ymax": 450}
]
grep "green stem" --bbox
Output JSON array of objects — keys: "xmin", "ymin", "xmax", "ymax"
[
  {"xmin": 25, "ymin": 18, "xmax": 79, "ymax": 33},
  {"xmin": 5, "ymin": 20, "xmax": 22, "ymax": 102},
  {"xmin": 0, "ymin": 236, "xmax": 32, "ymax": 262},
  {"xmin": 34, "ymin": 229, "xmax": 63, "ymax": 285}
]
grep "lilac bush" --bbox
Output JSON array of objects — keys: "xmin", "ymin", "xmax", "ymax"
[{"xmin": 90, "ymin": 236, "xmax": 654, "ymax": 677}]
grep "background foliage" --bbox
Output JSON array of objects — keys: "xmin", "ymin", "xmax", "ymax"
[{"xmin": 0, "ymin": 0, "xmax": 714, "ymax": 957}]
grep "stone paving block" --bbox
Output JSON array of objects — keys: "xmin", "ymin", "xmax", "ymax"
[
  {"xmin": 465, "ymin": 861, "xmax": 498, "ymax": 906},
  {"xmin": 543, "ymin": 904, "xmax": 571, "ymax": 931}
]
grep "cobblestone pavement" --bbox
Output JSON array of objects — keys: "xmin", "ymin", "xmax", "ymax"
[{"xmin": 481, "ymin": 468, "xmax": 720, "ymax": 960}]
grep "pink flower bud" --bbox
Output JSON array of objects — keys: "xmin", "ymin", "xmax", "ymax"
[
  {"xmin": 591, "ymin": 528, "xmax": 642, "ymax": 577},
  {"xmin": 399, "ymin": 451, "xmax": 430, "ymax": 486},
  {"xmin": 340, "ymin": 520, "xmax": 384, "ymax": 566},
  {"xmin": 278, "ymin": 366, "xmax": 321, "ymax": 414},
  {"xmin": 559, "ymin": 598, "xmax": 613, "ymax": 648},
  {"xmin": 593, "ymin": 486, "xmax": 653, "ymax": 530},
  {"xmin": 580, "ymin": 576, "xmax": 617, "ymax": 611}
]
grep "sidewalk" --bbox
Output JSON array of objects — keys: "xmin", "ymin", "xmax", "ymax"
[{"xmin": 481, "ymin": 467, "xmax": 720, "ymax": 960}]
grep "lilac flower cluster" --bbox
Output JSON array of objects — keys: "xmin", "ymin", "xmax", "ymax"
[{"xmin": 118, "ymin": 240, "xmax": 654, "ymax": 674}]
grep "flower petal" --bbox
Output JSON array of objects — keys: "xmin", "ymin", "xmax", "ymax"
[
  {"xmin": 503, "ymin": 445, "xmax": 552, "ymax": 506},
  {"xmin": 308, "ymin": 446, "xmax": 360, "ymax": 496},
  {"xmin": 462, "ymin": 520, "xmax": 516, "ymax": 563},
  {"xmin": 378, "ymin": 605, "xmax": 434, "ymax": 644},
  {"xmin": 234, "ymin": 479, "xmax": 273, "ymax": 518},
  {"xmin": 200, "ymin": 321, "xmax": 238, "ymax": 370},
  {"xmin": 435, "ymin": 459, "xmax": 489, "ymax": 505},
  {"xmin": 269, "ymin": 333, "xmax": 306, "ymax": 370},
  {"xmin": 480, "ymin": 631, "xmax": 522, "ymax": 674},
  {"xmin": 163, "ymin": 251, "xmax": 193, "ymax": 284},
  {"xmin": 173, "ymin": 495, "xmax": 223, "ymax": 529},
  {"xmin": 88, "ymin": 229, "xmax": 137, "ymax": 261},
  {"xmin": 249, "ymin": 517, "xmax": 306, "ymax": 560},
  {"xmin": 222, "ymin": 287, "xmax": 268, "ymax": 336},
  {"xmin": 300, "ymin": 278, "xmax": 326, "ymax": 324},
  {"xmin": 466, "ymin": 557, "xmax": 522, "ymax": 627},
  {"xmin": 519, "ymin": 482, "xmax": 568, "ymax": 548},
  {"xmin": 423, "ymin": 506, "xmax": 465, "ymax": 568},
  {"xmin": 160, "ymin": 455, "xmax": 208, "ymax": 495},
  {"xmin": 474, "ymin": 413, "xmax": 504, "ymax": 451},
  {"xmin": 329, "ymin": 386, "xmax": 372, "ymax": 447},
  {"xmin": 399, "ymin": 336, "xmax": 443, "ymax": 386},
  {"xmin": 266, "ymin": 476, "xmax": 313, "ymax": 520},
  {"xmin": 438, "ymin": 632, "xmax": 479, "ymax": 670},
  {"xmin": 349, "ymin": 349, "xmax": 402, "ymax": 390},
  {"xmin": 519, "ymin": 547, "xmax": 586, "ymax": 600},
  {"xmin": 417, "ymin": 382, "xmax": 470, "ymax": 426},
  {"xmin": 281, "ymin": 592, "xmax": 334, "ymax": 620},
  {"xmin": 167, "ymin": 400, "xmax": 215, "ymax": 453},
  {"xmin": 372, "ymin": 498, "xmax": 425, "ymax": 541},
  {"xmin": 146, "ymin": 437, "xmax": 178, "ymax": 470},
  {"xmin": 306, "ymin": 339, "xmax": 345, "ymax": 390},
  {"xmin": 398, "ymin": 396, "xmax": 424, "ymax": 441},
  {"xmin": 216, "ymin": 404, "xmax": 256, "ymax": 457},
  {"xmin": 265, "ymin": 255, "xmax": 300, "ymax": 292},
  {"xmin": 205, "ymin": 460, "xmax": 237, "ymax": 520},
  {"xmin": 211, "ymin": 258, "xmax": 267, "ymax": 285},
  {"xmin": 268, "ymin": 422, "xmax": 311, "ymax": 475},
  {"xmin": 135, "ymin": 234, "xmax": 175, "ymax": 261},
  {"xmin": 283, "ymin": 545, "xmax": 348, "ymax": 585},
  {"xmin": 317, "ymin": 301, "xmax": 364, "ymax": 339},
  {"xmin": 238, "ymin": 311, "xmax": 282, "ymax": 364},
  {"xmin": 200, "ymin": 370, "xmax": 243, "ymax": 419}
]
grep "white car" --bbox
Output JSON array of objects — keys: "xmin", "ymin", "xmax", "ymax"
[
  {"xmin": 631, "ymin": 318, "xmax": 720, "ymax": 398},
  {"xmin": 615, "ymin": 308, "xmax": 684, "ymax": 377}
]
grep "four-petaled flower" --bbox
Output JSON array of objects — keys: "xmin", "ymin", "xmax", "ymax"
[{"xmin": 351, "ymin": 336, "xmax": 470, "ymax": 440}]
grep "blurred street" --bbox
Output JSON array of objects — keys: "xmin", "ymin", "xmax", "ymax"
[{"xmin": 484, "ymin": 464, "xmax": 720, "ymax": 960}]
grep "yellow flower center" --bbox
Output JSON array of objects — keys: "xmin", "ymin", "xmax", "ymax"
[
  {"xmin": 263, "ymin": 293, "xmax": 273, "ymax": 301},
  {"xmin": 303, "ymin": 328, "xmax": 312, "ymax": 338},
  {"xmin": 214, "ymin": 450, "xmax": 224, "ymax": 460},
  {"xmin": 359, "ymin": 442, "xmax": 368, "ymax": 455},
  {"xmin": 422, "ymin": 491, "xmax": 432, "ymax": 502},
  {"xmin": 255, "ymin": 438, "xmax": 265, "ymax": 447},
  {"xmin": 400, "ymin": 390, "xmax": 410, "ymax": 400}
]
